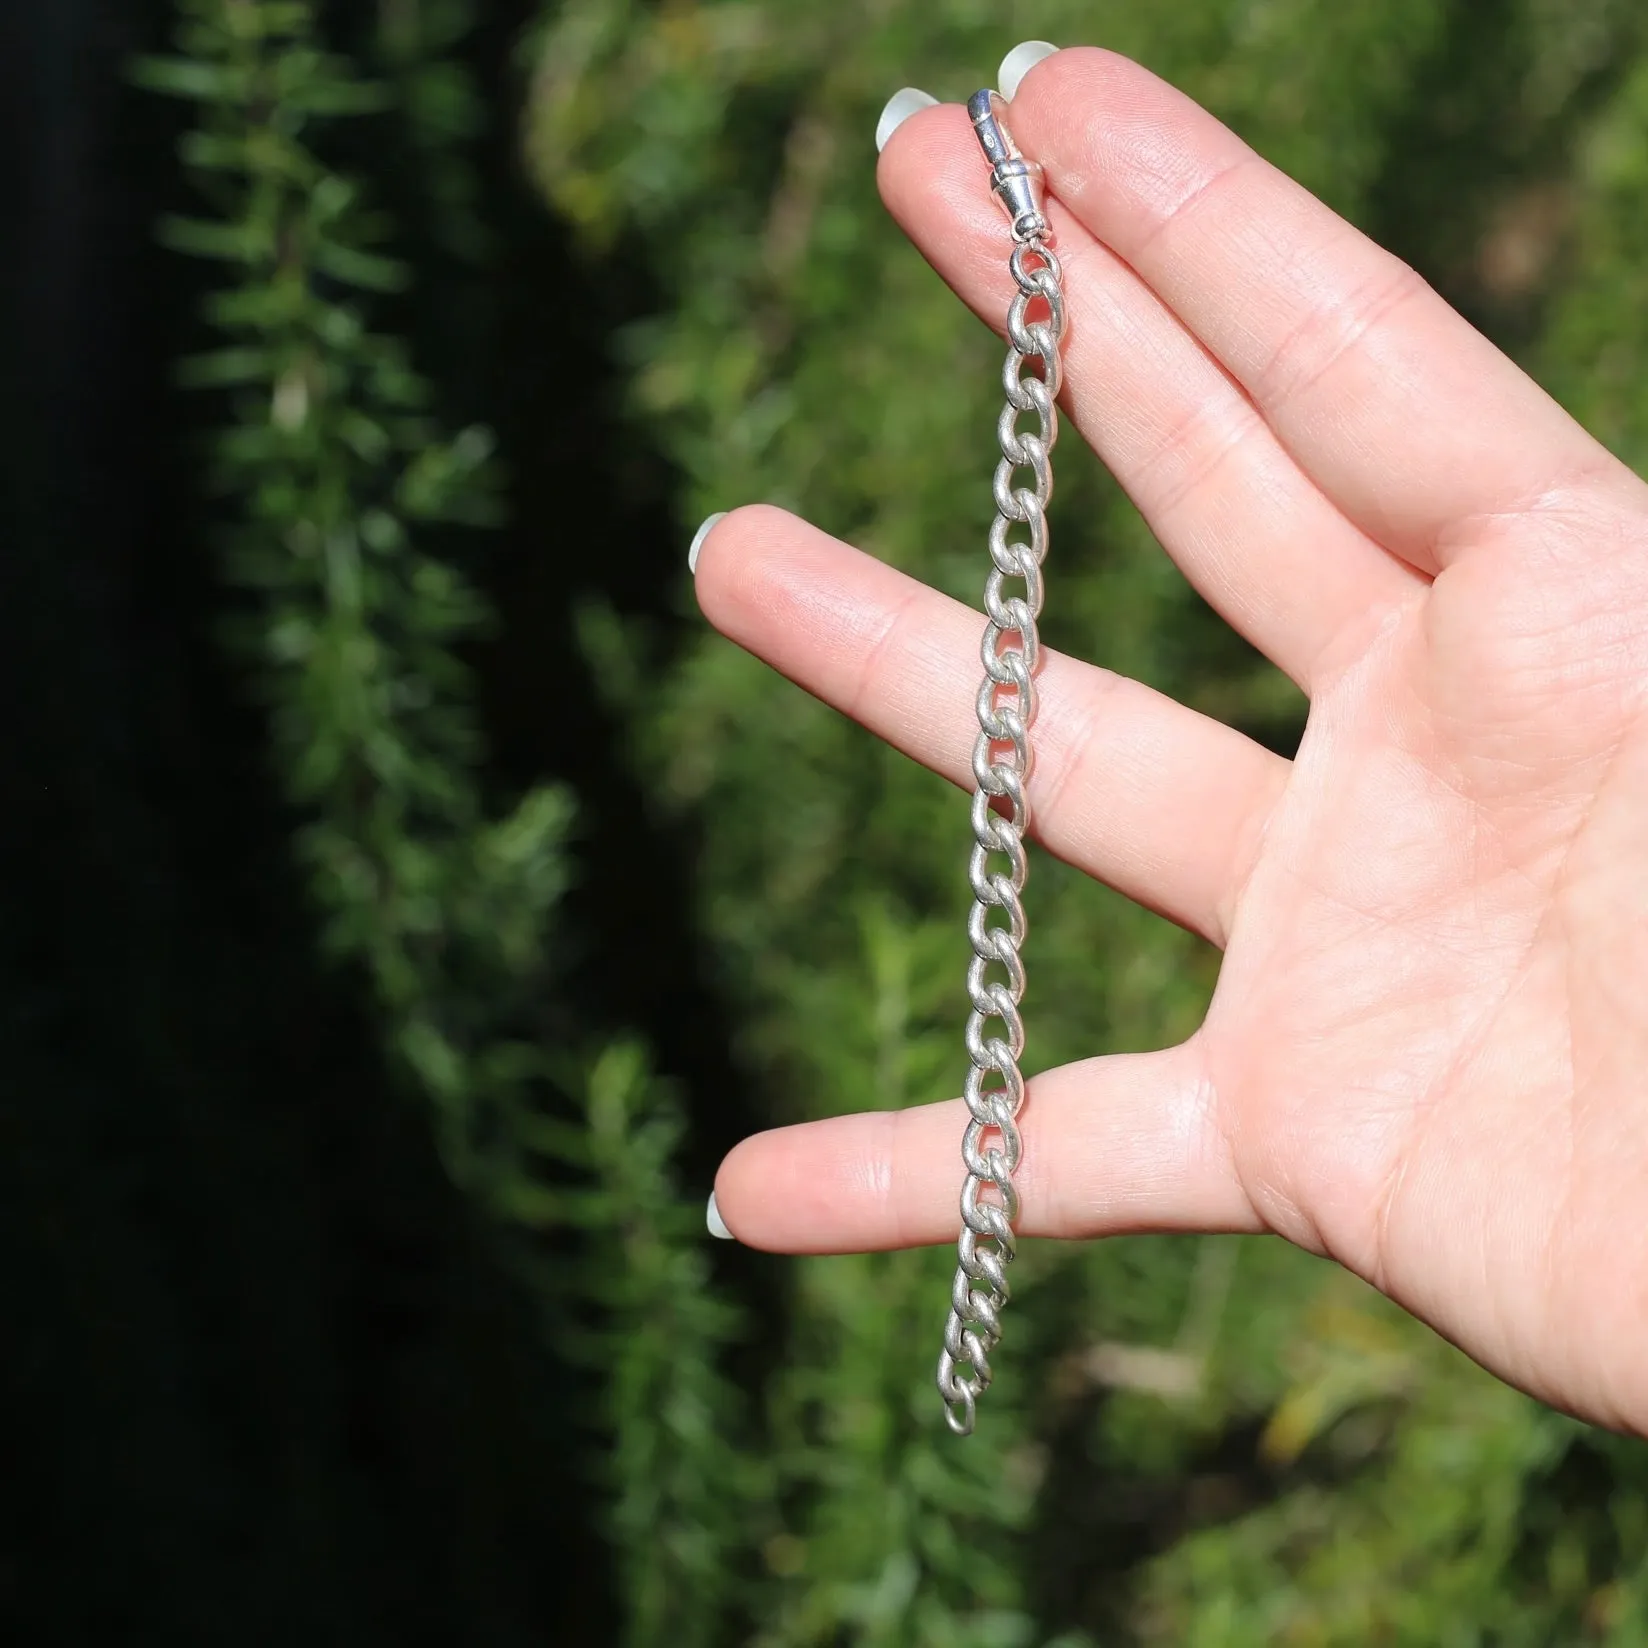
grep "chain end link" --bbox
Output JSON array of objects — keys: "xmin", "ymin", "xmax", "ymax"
[{"xmin": 938, "ymin": 1353, "xmax": 979, "ymax": 1436}]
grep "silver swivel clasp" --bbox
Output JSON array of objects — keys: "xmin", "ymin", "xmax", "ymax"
[{"xmin": 967, "ymin": 90, "xmax": 1050, "ymax": 243}]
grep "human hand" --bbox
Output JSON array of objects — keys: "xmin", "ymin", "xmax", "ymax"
[{"xmin": 690, "ymin": 46, "xmax": 1648, "ymax": 1433}]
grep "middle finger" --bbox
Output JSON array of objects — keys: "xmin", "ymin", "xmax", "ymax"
[{"xmin": 878, "ymin": 101, "xmax": 1425, "ymax": 689}]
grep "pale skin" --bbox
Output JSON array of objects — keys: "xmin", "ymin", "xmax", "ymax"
[{"xmin": 691, "ymin": 48, "xmax": 1648, "ymax": 1434}]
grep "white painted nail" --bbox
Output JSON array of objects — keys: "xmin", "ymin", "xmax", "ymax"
[
  {"xmin": 875, "ymin": 87, "xmax": 939, "ymax": 154},
  {"xmin": 999, "ymin": 41, "xmax": 1058, "ymax": 101},
  {"xmin": 706, "ymin": 1192, "xmax": 734, "ymax": 1241},
  {"xmin": 688, "ymin": 511, "xmax": 726, "ymax": 575}
]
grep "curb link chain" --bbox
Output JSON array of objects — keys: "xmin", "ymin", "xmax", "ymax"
[{"xmin": 936, "ymin": 124, "xmax": 1067, "ymax": 1435}]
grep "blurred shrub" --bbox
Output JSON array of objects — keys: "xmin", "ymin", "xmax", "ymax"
[
  {"xmin": 140, "ymin": 9, "xmax": 757, "ymax": 1637},
  {"xmin": 526, "ymin": 1, "xmax": 1648, "ymax": 1643},
  {"xmin": 138, "ymin": 0, "xmax": 1648, "ymax": 1641}
]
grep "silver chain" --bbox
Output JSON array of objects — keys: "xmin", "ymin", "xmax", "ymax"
[{"xmin": 937, "ymin": 92, "xmax": 1066, "ymax": 1438}]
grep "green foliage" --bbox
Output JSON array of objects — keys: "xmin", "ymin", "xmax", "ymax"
[
  {"xmin": 139, "ymin": 0, "xmax": 564, "ymax": 1207},
  {"xmin": 528, "ymin": 0, "xmax": 1648, "ymax": 1642},
  {"xmin": 141, "ymin": 12, "xmax": 752, "ymax": 1621},
  {"xmin": 548, "ymin": 1043, "xmax": 760, "ymax": 1648}
]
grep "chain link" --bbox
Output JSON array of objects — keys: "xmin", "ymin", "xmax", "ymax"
[{"xmin": 937, "ymin": 232, "xmax": 1066, "ymax": 1437}]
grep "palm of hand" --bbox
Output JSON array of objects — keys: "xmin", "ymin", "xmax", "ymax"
[
  {"xmin": 1213, "ymin": 525, "xmax": 1648, "ymax": 1425},
  {"xmin": 695, "ymin": 49, "xmax": 1648, "ymax": 1432}
]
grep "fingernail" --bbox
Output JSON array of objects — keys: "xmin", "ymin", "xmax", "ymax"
[
  {"xmin": 999, "ymin": 41, "xmax": 1058, "ymax": 100},
  {"xmin": 706, "ymin": 1192, "xmax": 734, "ymax": 1241},
  {"xmin": 875, "ymin": 87, "xmax": 939, "ymax": 154},
  {"xmin": 688, "ymin": 511, "xmax": 726, "ymax": 575}
]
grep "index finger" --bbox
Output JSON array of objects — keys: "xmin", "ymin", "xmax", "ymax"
[{"xmin": 1007, "ymin": 47, "xmax": 1638, "ymax": 571}]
